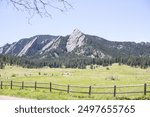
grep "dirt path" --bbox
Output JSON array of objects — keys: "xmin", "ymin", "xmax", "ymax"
[{"xmin": 0, "ymin": 95, "xmax": 30, "ymax": 100}]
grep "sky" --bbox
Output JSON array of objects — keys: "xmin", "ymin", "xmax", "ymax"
[{"xmin": 0, "ymin": 0, "xmax": 150, "ymax": 46}]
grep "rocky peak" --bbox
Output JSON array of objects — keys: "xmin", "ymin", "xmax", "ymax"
[
  {"xmin": 66, "ymin": 29, "xmax": 86, "ymax": 52},
  {"xmin": 71, "ymin": 28, "xmax": 83, "ymax": 36}
]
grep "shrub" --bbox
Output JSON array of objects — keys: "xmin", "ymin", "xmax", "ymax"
[
  {"xmin": 105, "ymin": 76, "xmax": 119, "ymax": 81},
  {"xmin": 24, "ymin": 74, "xmax": 27, "ymax": 77},
  {"xmin": 106, "ymin": 67, "xmax": 110, "ymax": 70},
  {"xmin": 44, "ymin": 73, "xmax": 47, "ymax": 76},
  {"xmin": 11, "ymin": 74, "xmax": 16, "ymax": 77}
]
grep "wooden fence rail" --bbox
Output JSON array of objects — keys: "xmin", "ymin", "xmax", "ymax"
[{"xmin": 0, "ymin": 80, "xmax": 149, "ymax": 97}]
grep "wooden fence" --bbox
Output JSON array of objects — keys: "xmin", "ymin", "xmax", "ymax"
[{"xmin": 0, "ymin": 80, "xmax": 150, "ymax": 97}]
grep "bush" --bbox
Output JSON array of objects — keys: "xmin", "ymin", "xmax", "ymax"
[
  {"xmin": 105, "ymin": 76, "xmax": 119, "ymax": 81},
  {"xmin": 44, "ymin": 73, "xmax": 47, "ymax": 76},
  {"xmin": 106, "ymin": 67, "xmax": 110, "ymax": 70},
  {"xmin": 11, "ymin": 74, "xmax": 16, "ymax": 77}
]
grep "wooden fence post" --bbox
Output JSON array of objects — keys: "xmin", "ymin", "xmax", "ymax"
[
  {"xmin": 144, "ymin": 83, "xmax": 147, "ymax": 95},
  {"xmin": 50, "ymin": 82, "xmax": 52, "ymax": 92},
  {"xmin": 1, "ymin": 81, "xmax": 3, "ymax": 89},
  {"xmin": 10, "ymin": 80, "xmax": 13, "ymax": 89},
  {"xmin": 114, "ymin": 85, "xmax": 116, "ymax": 97},
  {"xmin": 22, "ymin": 81, "xmax": 24, "ymax": 89},
  {"xmin": 89, "ymin": 86, "xmax": 92, "ymax": 96},
  {"xmin": 35, "ymin": 81, "xmax": 37, "ymax": 90},
  {"xmin": 67, "ymin": 85, "xmax": 70, "ymax": 93}
]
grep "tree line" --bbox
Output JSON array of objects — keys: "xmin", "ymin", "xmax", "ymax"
[{"xmin": 0, "ymin": 54, "xmax": 150, "ymax": 69}]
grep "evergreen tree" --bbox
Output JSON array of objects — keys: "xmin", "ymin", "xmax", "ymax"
[{"xmin": 0, "ymin": 62, "xmax": 5, "ymax": 69}]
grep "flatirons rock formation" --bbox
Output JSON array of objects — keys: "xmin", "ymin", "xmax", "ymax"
[{"xmin": 1, "ymin": 29, "xmax": 150, "ymax": 59}]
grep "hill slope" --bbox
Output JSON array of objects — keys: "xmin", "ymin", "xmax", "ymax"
[{"xmin": 1, "ymin": 29, "xmax": 150, "ymax": 59}]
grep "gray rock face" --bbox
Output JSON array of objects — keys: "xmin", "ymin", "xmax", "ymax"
[
  {"xmin": 66, "ymin": 29, "xmax": 86, "ymax": 52},
  {"xmin": 1, "ymin": 29, "xmax": 150, "ymax": 59}
]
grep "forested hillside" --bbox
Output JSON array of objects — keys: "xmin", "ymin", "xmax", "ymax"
[{"xmin": 0, "ymin": 55, "xmax": 150, "ymax": 69}]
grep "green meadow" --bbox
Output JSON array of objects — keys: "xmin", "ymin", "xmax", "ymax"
[{"xmin": 0, "ymin": 64, "xmax": 150, "ymax": 100}]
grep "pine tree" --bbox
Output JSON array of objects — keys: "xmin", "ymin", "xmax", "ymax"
[{"xmin": 0, "ymin": 62, "xmax": 5, "ymax": 69}]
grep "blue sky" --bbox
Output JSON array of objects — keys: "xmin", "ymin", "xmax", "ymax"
[{"xmin": 0, "ymin": 0, "xmax": 150, "ymax": 46}]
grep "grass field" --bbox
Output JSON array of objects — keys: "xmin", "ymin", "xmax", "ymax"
[{"xmin": 0, "ymin": 64, "xmax": 150, "ymax": 100}]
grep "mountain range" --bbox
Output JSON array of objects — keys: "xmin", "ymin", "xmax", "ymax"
[{"xmin": 0, "ymin": 29, "xmax": 150, "ymax": 59}]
